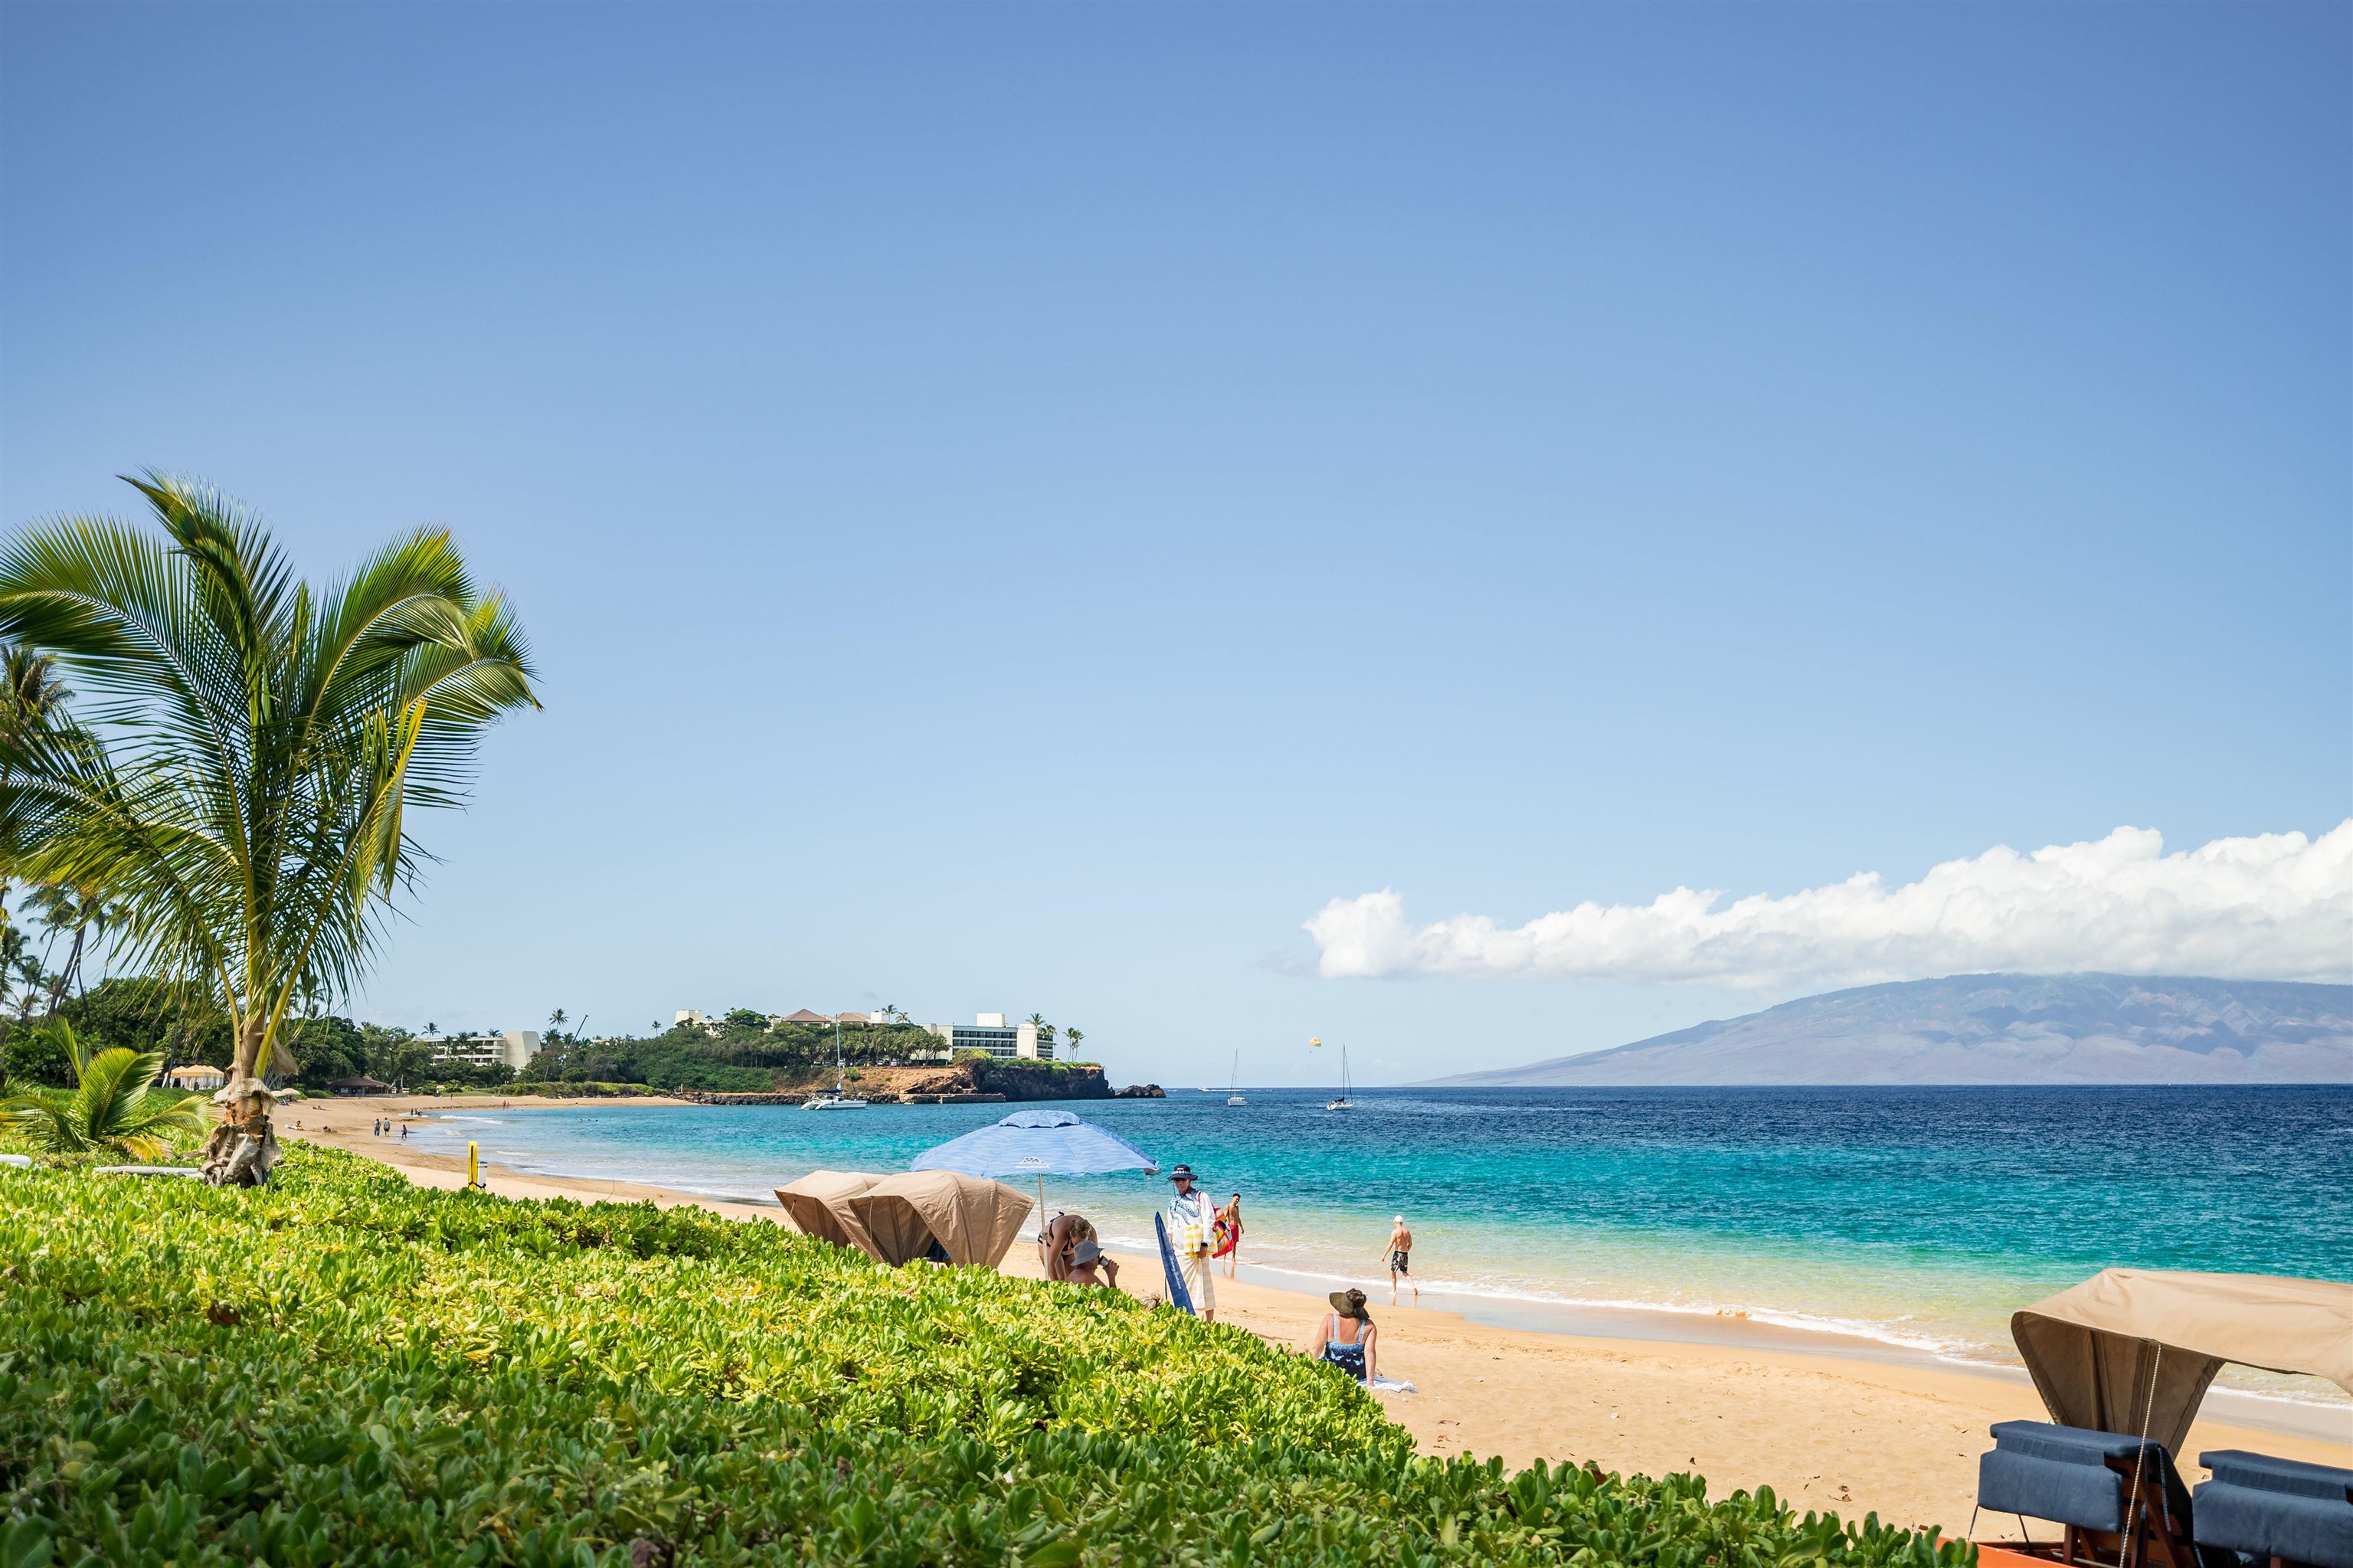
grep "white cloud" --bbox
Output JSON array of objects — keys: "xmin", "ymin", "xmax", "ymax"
[{"xmin": 1304, "ymin": 821, "xmax": 2353, "ymax": 990}]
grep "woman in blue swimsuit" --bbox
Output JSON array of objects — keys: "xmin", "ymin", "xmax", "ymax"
[{"xmin": 1317, "ymin": 1288, "xmax": 1379, "ymax": 1382}]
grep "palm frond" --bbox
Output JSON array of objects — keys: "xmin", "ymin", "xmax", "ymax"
[{"xmin": 0, "ymin": 473, "xmax": 539, "ymax": 1080}]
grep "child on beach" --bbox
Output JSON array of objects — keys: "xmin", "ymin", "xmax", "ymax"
[
  {"xmin": 1042, "ymin": 1213, "xmax": 1118, "ymax": 1287},
  {"xmin": 1217, "ymin": 1193, "xmax": 1243, "ymax": 1278},
  {"xmin": 1065, "ymin": 1239, "xmax": 1115, "ymax": 1288},
  {"xmin": 1385, "ymin": 1216, "xmax": 1415, "ymax": 1304}
]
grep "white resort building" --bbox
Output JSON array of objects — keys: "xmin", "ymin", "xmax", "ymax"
[
  {"xmin": 669, "ymin": 1006, "xmax": 1057, "ymax": 1062},
  {"xmin": 421, "ymin": 1031, "xmax": 543, "ymax": 1071},
  {"xmin": 926, "ymin": 1013, "xmax": 1055, "ymax": 1061}
]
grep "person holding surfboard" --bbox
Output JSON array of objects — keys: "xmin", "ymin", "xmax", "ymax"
[{"xmin": 1165, "ymin": 1164, "xmax": 1218, "ymax": 1321}]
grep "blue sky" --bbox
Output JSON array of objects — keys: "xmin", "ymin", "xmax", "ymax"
[{"xmin": 3, "ymin": 5, "xmax": 2346, "ymax": 1084}]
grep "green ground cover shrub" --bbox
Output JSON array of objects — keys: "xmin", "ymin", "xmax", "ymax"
[{"xmin": 0, "ymin": 1147, "xmax": 1973, "ymax": 1568}]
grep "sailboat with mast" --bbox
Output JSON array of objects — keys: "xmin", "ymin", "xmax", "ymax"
[
  {"xmin": 802, "ymin": 1016, "xmax": 869, "ymax": 1110},
  {"xmin": 1225, "ymin": 1051, "xmax": 1246, "ymax": 1107},
  {"xmin": 1326, "ymin": 1044, "xmax": 1353, "ymax": 1111}
]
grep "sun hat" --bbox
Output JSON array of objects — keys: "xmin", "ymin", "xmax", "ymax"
[
  {"xmin": 1329, "ymin": 1287, "xmax": 1371, "ymax": 1321},
  {"xmin": 1072, "ymin": 1239, "xmax": 1101, "ymax": 1265},
  {"xmin": 1167, "ymin": 1164, "xmax": 1196, "ymax": 1182}
]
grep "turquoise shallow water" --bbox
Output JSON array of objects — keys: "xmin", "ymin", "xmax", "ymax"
[{"xmin": 408, "ymin": 1085, "xmax": 2353, "ymax": 1409}]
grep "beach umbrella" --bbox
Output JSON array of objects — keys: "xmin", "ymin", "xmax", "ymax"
[{"xmin": 909, "ymin": 1108, "xmax": 1158, "ymax": 1234}]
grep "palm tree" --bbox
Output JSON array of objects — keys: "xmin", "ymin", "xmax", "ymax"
[
  {"xmin": 1065, "ymin": 1026, "xmax": 1083, "ymax": 1057},
  {"xmin": 11, "ymin": 952, "xmax": 49, "ymax": 1026},
  {"xmin": 0, "ymin": 473, "xmax": 538, "ymax": 1183},
  {"xmin": 24, "ymin": 882, "xmax": 120, "ymax": 1013},
  {"xmin": 547, "ymin": 1007, "xmax": 568, "ymax": 1041},
  {"xmin": 0, "ymin": 645, "xmax": 68, "ymax": 928},
  {"xmin": 3, "ymin": 1020, "xmax": 205, "ymax": 1160}
]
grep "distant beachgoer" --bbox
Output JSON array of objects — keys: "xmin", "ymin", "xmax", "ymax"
[
  {"xmin": 1307, "ymin": 1288, "xmax": 1378, "ymax": 1381},
  {"xmin": 1217, "ymin": 1193, "xmax": 1243, "ymax": 1278},
  {"xmin": 400, "ymin": 1123, "xmax": 408, "ymax": 1140},
  {"xmin": 1166, "ymin": 1164, "xmax": 1217, "ymax": 1322},
  {"xmin": 1065, "ymin": 1239, "xmax": 1118, "ymax": 1288},
  {"xmin": 1385, "ymin": 1216, "xmax": 1415, "ymax": 1304}
]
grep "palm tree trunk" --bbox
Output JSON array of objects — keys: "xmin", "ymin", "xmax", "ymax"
[
  {"xmin": 198, "ymin": 1015, "xmax": 279, "ymax": 1187},
  {"xmin": 45, "ymin": 923, "xmax": 84, "ymax": 1017}
]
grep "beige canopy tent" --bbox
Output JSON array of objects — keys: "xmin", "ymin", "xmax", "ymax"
[
  {"xmin": 849, "ymin": 1171, "xmax": 1033, "ymax": 1268},
  {"xmin": 2011, "ymin": 1268, "xmax": 2353, "ymax": 1455},
  {"xmin": 775, "ymin": 1168, "xmax": 1033, "ymax": 1268},
  {"xmin": 775, "ymin": 1170, "xmax": 882, "ymax": 1254}
]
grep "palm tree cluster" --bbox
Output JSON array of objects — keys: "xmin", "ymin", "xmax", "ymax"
[{"xmin": 0, "ymin": 473, "xmax": 538, "ymax": 1183}]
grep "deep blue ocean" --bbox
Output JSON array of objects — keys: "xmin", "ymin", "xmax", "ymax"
[{"xmin": 407, "ymin": 1084, "xmax": 2352, "ymax": 1406}]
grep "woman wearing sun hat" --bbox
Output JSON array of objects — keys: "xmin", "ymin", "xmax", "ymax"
[{"xmin": 1311, "ymin": 1288, "xmax": 1379, "ymax": 1382}]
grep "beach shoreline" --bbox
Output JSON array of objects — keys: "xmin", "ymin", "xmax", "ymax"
[{"xmin": 282, "ymin": 1092, "xmax": 2351, "ymax": 1537}]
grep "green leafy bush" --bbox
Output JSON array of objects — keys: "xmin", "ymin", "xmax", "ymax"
[{"xmin": 0, "ymin": 1147, "xmax": 1974, "ymax": 1568}]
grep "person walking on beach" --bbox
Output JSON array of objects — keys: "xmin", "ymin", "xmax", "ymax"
[
  {"xmin": 1219, "ymin": 1192, "xmax": 1244, "ymax": 1279},
  {"xmin": 1166, "ymin": 1164, "xmax": 1218, "ymax": 1322},
  {"xmin": 1385, "ymin": 1215, "xmax": 1416, "ymax": 1304}
]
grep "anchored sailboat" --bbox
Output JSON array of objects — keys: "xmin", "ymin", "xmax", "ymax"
[
  {"xmin": 1326, "ymin": 1044, "xmax": 1353, "ymax": 1111},
  {"xmin": 1226, "ymin": 1051, "xmax": 1246, "ymax": 1107},
  {"xmin": 803, "ymin": 1016, "xmax": 869, "ymax": 1110}
]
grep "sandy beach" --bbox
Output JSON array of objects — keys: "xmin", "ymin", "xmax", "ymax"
[{"xmin": 286, "ymin": 1093, "xmax": 2352, "ymax": 1540}]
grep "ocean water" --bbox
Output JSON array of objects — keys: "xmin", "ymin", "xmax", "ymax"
[{"xmin": 408, "ymin": 1085, "xmax": 2353, "ymax": 1411}]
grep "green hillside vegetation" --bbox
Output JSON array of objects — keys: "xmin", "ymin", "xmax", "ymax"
[
  {"xmin": 2, "ymin": 1146, "xmax": 1971, "ymax": 1568},
  {"xmin": 523, "ymin": 1019, "xmax": 1090, "ymax": 1095},
  {"xmin": 0, "ymin": 980, "xmax": 512, "ymax": 1095}
]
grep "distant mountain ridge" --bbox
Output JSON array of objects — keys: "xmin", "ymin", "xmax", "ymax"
[{"xmin": 1427, "ymin": 974, "xmax": 2353, "ymax": 1085}]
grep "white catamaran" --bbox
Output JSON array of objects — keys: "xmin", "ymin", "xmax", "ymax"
[
  {"xmin": 802, "ymin": 1016, "xmax": 869, "ymax": 1111},
  {"xmin": 1326, "ymin": 1044, "xmax": 1353, "ymax": 1111}
]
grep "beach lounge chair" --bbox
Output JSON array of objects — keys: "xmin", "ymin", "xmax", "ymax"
[
  {"xmin": 2191, "ymin": 1450, "xmax": 2353, "ymax": 1568},
  {"xmin": 1976, "ymin": 1421, "xmax": 2203, "ymax": 1568},
  {"xmin": 1971, "ymin": 1271, "xmax": 2353, "ymax": 1568}
]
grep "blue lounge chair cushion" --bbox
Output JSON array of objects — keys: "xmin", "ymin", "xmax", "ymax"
[
  {"xmin": 2193, "ymin": 1449, "xmax": 2353, "ymax": 1568},
  {"xmin": 1976, "ymin": 1421, "xmax": 2165, "ymax": 1532}
]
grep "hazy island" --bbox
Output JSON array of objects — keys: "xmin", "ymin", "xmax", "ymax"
[{"xmin": 1428, "ymin": 973, "xmax": 2353, "ymax": 1087}]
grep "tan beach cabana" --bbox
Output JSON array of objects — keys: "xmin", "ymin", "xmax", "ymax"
[
  {"xmin": 2011, "ymin": 1268, "xmax": 2353, "ymax": 1455},
  {"xmin": 845, "ymin": 1170, "xmax": 1033, "ymax": 1268},
  {"xmin": 775, "ymin": 1170, "xmax": 882, "ymax": 1255}
]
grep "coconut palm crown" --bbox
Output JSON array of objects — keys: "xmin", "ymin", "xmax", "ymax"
[{"xmin": 0, "ymin": 473, "xmax": 537, "ymax": 1179}]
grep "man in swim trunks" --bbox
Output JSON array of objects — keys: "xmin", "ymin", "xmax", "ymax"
[{"xmin": 1385, "ymin": 1215, "xmax": 1416, "ymax": 1304}]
